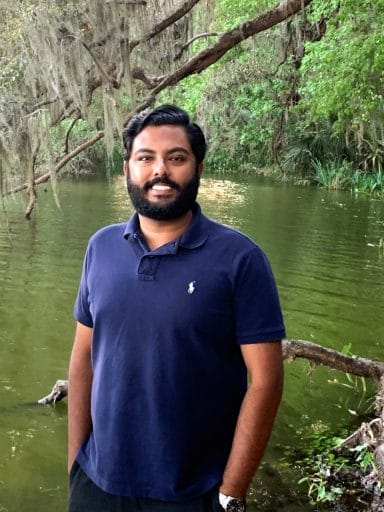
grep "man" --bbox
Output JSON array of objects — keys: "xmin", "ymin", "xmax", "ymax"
[{"xmin": 68, "ymin": 105, "xmax": 285, "ymax": 512}]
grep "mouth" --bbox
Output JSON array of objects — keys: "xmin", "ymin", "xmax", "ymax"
[
  {"xmin": 151, "ymin": 184, "xmax": 173, "ymax": 191},
  {"xmin": 145, "ymin": 177, "xmax": 178, "ymax": 189},
  {"xmin": 144, "ymin": 178, "xmax": 179, "ymax": 197},
  {"xmin": 146, "ymin": 180, "xmax": 178, "ymax": 201}
]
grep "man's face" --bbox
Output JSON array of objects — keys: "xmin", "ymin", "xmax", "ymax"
[{"xmin": 124, "ymin": 124, "xmax": 202, "ymax": 221}]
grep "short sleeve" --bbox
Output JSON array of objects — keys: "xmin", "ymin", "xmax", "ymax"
[
  {"xmin": 73, "ymin": 244, "xmax": 94, "ymax": 328},
  {"xmin": 234, "ymin": 248, "xmax": 285, "ymax": 344}
]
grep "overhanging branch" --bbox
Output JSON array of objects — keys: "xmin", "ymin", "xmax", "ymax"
[
  {"xmin": 3, "ymin": 0, "xmax": 314, "ymax": 197},
  {"xmin": 124, "ymin": 0, "xmax": 314, "ymax": 125},
  {"xmin": 156, "ymin": 0, "xmax": 313, "ymax": 83},
  {"xmin": 175, "ymin": 31, "xmax": 222, "ymax": 59},
  {"xmin": 3, "ymin": 132, "xmax": 104, "ymax": 197}
]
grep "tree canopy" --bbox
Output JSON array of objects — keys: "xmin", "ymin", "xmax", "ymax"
[
  {"xmin": 1, "ymin": 0, "xmax": 384, "ymax": 216},
  {"xmin": 1, "ymin": 0, "xmax": 312, "ymax": 216}
]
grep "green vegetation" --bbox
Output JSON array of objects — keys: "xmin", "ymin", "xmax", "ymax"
[
  {"xmin": 160, "ymin": 0, "xmax": 384, "ymax": 195},
  {"xmin": 283, "ymin": 345, "xmax": 382, "ymax": 510},
  {"xmin": 293, "ymin": 422, "xmax": 382, "ymax": 508},
  {"xmin": 2, "ymin": 0, "xmax": 384, "ymax": 208}
]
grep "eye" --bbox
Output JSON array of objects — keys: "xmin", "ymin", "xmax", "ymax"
[
  {"xmin": 138, "ymin": 155, "xmax": 152, "ymax": 162},
  {"xmin": 169, "ymin": 155, "xmax": 185, "ymax": 162}
]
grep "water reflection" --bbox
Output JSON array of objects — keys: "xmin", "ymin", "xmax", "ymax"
[
  {"xmin": 108, "ymin": 175, "xmax": 248, "ymax": 227},
  {"xmin": 199, "ymin": 177, "xmax": 247, "ymax": 227}
]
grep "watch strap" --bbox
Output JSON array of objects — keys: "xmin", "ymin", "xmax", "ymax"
[{"xmin": 218, "ymin": 491, "xmax": 246, "ymax": 511}]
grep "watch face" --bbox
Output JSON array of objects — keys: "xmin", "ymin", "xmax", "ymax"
[{"xmin": 226, "ymin": 498, "xmax": 246, "ymax": 512}]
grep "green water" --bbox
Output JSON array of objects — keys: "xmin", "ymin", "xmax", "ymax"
[{"xmin": 1, "ymin": 175, "xmax": 383, "ymax": 511}]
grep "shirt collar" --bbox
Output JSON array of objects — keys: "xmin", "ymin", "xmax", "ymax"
[
  {"xmin": 179, "ymin": 203, "xmax": 208, "ymax": 249},
  {"xmin": 123, "ymin": 211, "xmax": 141, "ymax": 239},
  {"xmin": 123, "ymin": 203, "xmax": 208, "ymax": 250}
]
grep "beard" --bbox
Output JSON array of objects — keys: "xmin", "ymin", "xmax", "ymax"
[{"xmin": 126, "ymin": 169, "xmax": 200, "ymax": 221}]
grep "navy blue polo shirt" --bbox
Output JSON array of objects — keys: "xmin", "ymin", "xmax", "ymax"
[{"xmin": 74, "ymin": 203, "xmax": 285, "ymax": 501}]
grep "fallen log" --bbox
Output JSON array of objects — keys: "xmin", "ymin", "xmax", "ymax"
[
  {"xmin": 37, "ymin": 339, "xmax": 384, "ymax": 403},
  {"xmin": 37, "ymin": 338, "xmax": 384, "ymax": 495},
  {"xmin": 283, "ymin": 339, "xmax": 384, "ymax": 382}
]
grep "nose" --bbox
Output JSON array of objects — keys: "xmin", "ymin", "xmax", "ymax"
[{"xmin": 153, "ymin": 158, "xmax": 168, "ymax": 177}]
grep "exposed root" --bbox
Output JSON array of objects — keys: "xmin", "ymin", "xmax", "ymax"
[{"xmin": 37, "ymin": 379, "xmax": 68, "ymax": 405}]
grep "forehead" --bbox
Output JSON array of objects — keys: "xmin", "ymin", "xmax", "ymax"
[{"xmin": 130, "ymin": 124, "xmax": 192, "ymax": 153}]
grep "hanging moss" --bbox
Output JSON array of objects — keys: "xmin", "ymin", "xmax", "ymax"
[{"xmin": 0, "ymin": 0, "xmax": 202, "ymax": 198}]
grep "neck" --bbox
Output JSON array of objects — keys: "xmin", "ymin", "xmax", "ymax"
[{"xmin": 138, "ymin": 210, "xmax": 193, "ymax": 251}]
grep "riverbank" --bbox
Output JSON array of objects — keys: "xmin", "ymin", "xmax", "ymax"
[{"xmin": 202, "ymin": 163, "xmax": 384, "ymax": 197}]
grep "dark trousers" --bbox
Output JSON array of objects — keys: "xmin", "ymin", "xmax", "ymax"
[{"xmin": 68, "ymin": 461, "xmax": 223, "ymax": 512}]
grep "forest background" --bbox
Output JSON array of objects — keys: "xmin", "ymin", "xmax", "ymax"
[{"xmin": 1, "ymin": 0, "xmax": 384, "ymax": 219}]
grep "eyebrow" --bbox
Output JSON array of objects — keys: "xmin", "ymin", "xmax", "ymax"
[{"xmin": 134, "ymin": 147, "xmax": 191, "ymax": 156}]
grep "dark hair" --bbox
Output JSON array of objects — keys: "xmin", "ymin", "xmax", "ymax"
[{"xmin": 122, "ymin": 104, "xmax": 206, "ymax": 164}]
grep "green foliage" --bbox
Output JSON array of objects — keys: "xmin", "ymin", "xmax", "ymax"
[
  {"xmin": 301, "ymin": 0, "xmax": 384, "ymax": 127},
  {"xmin": 350, "ymin": 443, "xmax": 376, "ymax": 473},
  {"xmin": 295, "ymin": 422, "xmax": 381, "ymax": 506},
  {"xmin": 282, "ymin": 120, "xmax": 352, "ymax": 174},
  {"xmin": 202, "ymin": 77, "xmax": 283, "ymax": 171},
  {"xmin": 171, "ymin": 0, "xmax": 384, "ymax": 187},
  {"xmin": 351, "ymin": 169, "xmax": 384, "ymax": 195},
  {"xmin": 4, "ymin": 0, "xmax": 384, "ymax": 195},
  {"xmin": 311, "ymin": 159, "xmax": 351, "ymax": 190},
  {"xmin": 163, "ymin": 59, "xmax": 283, "ymax": 171},
  {"xmin": 160, "ymin": 74, "xmax": 207, "ymax": 119},
  {"xmin": 212, "ymin": 0, "xmax": 276, "ymax": 30},
  {"xmin": 295, "ymin": 422, "xmax": 350, "ymax": 503},
  {"xmin": 310, "ymin": 160, "xmax": 384, "ymax": 195},
  {"xmin": 159, "ymin": 0, "xmax": 302, "ymax": 173}
]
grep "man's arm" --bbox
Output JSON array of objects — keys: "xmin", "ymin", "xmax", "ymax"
[
  {"xmin": 219, "ymin": 341, "xmax": 284, "ymax": 499},
  {"xmin": 67, "ymin": 321, "xmax": 93, "ymax": 472}
]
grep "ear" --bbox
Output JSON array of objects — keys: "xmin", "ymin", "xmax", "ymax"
[
  {"xmin": 123, "ymin": 160, "xmax": 128, "ymax": 176},
  {"xmin": 197, "ymin": 163, "xmax": 203, "ymax": 176}
]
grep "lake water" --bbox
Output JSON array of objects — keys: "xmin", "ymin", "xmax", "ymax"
[{"xmin": 0, "ymin": 175, "xmax": 383, "ymax": 511}]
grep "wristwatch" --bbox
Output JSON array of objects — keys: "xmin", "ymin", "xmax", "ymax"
[{"xmin": 219, "ymin": 492, "xmax": 246, "ymax": 512}]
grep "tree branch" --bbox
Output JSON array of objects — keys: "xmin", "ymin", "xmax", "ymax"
[
  {"xmin": 38, "ymin": 379, "xmax": 69, "ymax": 405},
  {"xmin": 88, "ymin": 0, "xmax": 199, "ymax": 55},
  {"xmin": 3, "ymin": 0, "xmax": 314, "ymax": 196},
  {"xmin": 80, "ymin": 41, "xmax": 119, "ymax": 89},
  {"xmin": 37, "ymin": 338, "xmax": 384, "ymax": 405},
  {"xmin": 124, "ymin": 0, "xmax": 314, "ymax": 125},
  {"xmin": 24, "ymin": 138, "xmax": 41, "ymax": 219},
  {"xmin": 25, "ymin": 185, "xmax": 37, "ymax": 219},
  {"xmin": 164, "ymin": 0, "xmax": 313, "ymax": 78},
  {"xmin": 175, "ymin": 31, "xmax": 221, "ymax": 59},
  {"xmin": 334, "ymin": 418, "xmax": 382, "ymax": 452},
  {"xmin": 27, "ymin": 96, "xmax": 59, "ymax": 115},
  {"xmin": 131, "ymin": 67, "xmax": 164, "ymax": 88},
  {"xmin": 128, "ymin": 0, "xmax": 201, "ymax": 51},
  {"xmin": 63, "ymin": 115, "xmax": 81, "ymax": 156},
  {"xmin": 3, "ymin": 132, "xmax": 104, "ymax": 197},
  {"xmin": 283, "ymin": 339, "xmax": 384, "ymax": 382}
]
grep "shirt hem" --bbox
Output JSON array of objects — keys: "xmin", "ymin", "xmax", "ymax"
[
  {"xmin": 237, "ymin": 329, "xmax": 286, "ymax": 344},
  {"xmin": 76, "ymin": 455, "xmax": 221, "ymax": 502}
]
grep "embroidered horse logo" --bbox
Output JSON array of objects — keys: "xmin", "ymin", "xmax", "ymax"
[{"xmin": 187, "ymin": 281, "xmax": 196, "ymax": 295}]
